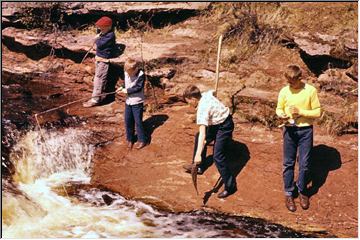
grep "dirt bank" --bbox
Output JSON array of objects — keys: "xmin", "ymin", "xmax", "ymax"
[{"xmin": 89, "ymin": 102, "xmax": 357, "ymax": 237}]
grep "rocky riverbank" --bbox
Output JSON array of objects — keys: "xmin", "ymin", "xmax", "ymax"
[{"xmin": 2, "ymin": 2, "xmax": 358, "ymax": 237}]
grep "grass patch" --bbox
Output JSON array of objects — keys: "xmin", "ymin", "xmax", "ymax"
[{"xmin": 200, "ymin": 2, "xmax": 358, "ymax": 69}]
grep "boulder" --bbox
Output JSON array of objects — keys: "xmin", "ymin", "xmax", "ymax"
[
  {"xmin": 65, "ymin": 2, "xmax": 210, "ymax": 15},
  {"xmin": 171, "ymin": 28, "xmax": 200, "ymax": 38},
  {"xmin": 317, "ymin": 69, "xmax": 357, "ymax": 97},
  {"xmin": 293, "ymin": 31, "xmax": 358, "ymax": 61},
  {"xmin": 345, "ymin": 60, "xmax": 358, "ymax": 81},
  {"xmin": 2, "ymin": 2, "xmax": 210, "ymax": 28},
  {"xmin": 192, "ymin": 69, "xmax": 240, "ymax": 83},
  {"xmin": 147, "ymin": 67, "xmax": 176, "ymax": 79},
  {"xmin": 243, "ymin": 71, "xmax": 271, "ymax": 89},
  {"xmin": 2, "ymin": 17, "xmax": 10, "ymax": 25},
  {"xmin": 2, "ymin": 27, "xmax": 190, "ymax": 66}
]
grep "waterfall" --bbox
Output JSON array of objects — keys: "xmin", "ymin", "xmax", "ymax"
[
  {"xmin": 2, "ymin": 128, "xmax": 310, "ymax": 238},
  {"xmin": 11, "ymin": 129, "xmax": 93, "ymax": 184}
]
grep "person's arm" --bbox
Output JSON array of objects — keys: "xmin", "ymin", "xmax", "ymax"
[
  {"xmin": 276, "ymin": 90, "xmax": 287, "ymax": 118},
  {"xmin": 194, "ymin": 98, "xmax": 209, "ymax": 164},
  {"xmin": 117, "ymin": 72, "xmax": 128, "ymax": 94},
  {"xmin": 298, "ymin": 89, "xmax": 321, "ymax": 118},
  {"xmin": 126, "ymin": 73, "xmax": 145, "ymax": 94},
  {"xmin": 194, "ymin": 125, "xmax": 206, "ymax": 164},
  {"xmin": 96, "ymin": 32, "xmax": 115, "ymax": 50}
]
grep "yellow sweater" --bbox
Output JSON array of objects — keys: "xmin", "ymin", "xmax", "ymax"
[{"xmin": 276, "ymin": 83, "xmax": 321, "ymax": 127}]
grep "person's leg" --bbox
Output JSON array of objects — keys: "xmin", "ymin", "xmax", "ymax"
[
  {"xmin": 133, "ymin": 103, "xmax": 147, "ymax": 146},
  {"xmin": 213, "ymin": 117, "xmax": 236, "ymax": 194},
  {"xmin": 92, "ymin": 61, "xmax": 109, "ymax": 103},
  {"xmin": 297, "ymin": 127, "xmax": 313, "ymax": 194},
  {"xmin": 296, "ymin": 126, "xmax": 313, "ymax": 210},
  {"xmin": 283, "ymin": 127, "xmax": 298, "ymax": 197},
  {"xmin": 124, "ymin": 104, "xmax": 135, "ymax": 143}
]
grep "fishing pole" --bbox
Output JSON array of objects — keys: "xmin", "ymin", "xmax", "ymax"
[
  {"xmin": 139, "ymin": 31, "xmax": 158, "ymax": 110},
  {"xmin": 34, "ymin": 91, "xmax": 117, "ymax": 121},
  {"xmin": 214, "ymin": 34, "xmax": 223, "ymax": 98},
  {"xmin": 191, "ymin": 35, "xmax": 224, "ymax": 195},
  {"xmin": 34, "ymin": 90, "xmax": 118, "ymax": 148},
  {"xmin": 80, "ymin": 41, "xmax": 96, "ymax": 65},
  {"xmin": 33, "ymin": 90, "xmax": 120, "ymax": 197}
]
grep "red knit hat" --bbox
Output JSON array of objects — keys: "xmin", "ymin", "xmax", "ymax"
[{"xmin": 95, "ymin": 16, "xmax": 112, "ymax": 27}]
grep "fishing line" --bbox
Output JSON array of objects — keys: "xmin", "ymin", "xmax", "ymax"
[{"xmin": 33, "ymin": 91, "xmax": 119, "ymax": 198}]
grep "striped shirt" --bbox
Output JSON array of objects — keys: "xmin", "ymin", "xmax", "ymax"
[{"xmin": 197, "ymin": 90, "xmax": 230, "ymax": 126}]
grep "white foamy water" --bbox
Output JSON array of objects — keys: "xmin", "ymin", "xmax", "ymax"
[
  {"xmin": 10, "ymin": 129, "xmax": 93, "ymax": 184},
  {"xmin": 2, "ymin": 128, "xmax": 308, "ymax": 238},
  {"xmin": 2, "ymin": 129, "xmax": 155, "ymax": 238}
]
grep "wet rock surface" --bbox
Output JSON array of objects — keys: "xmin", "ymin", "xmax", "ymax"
[{"xmin": 2, "ymin": 2, "xmax": 358, "ymax": 237}]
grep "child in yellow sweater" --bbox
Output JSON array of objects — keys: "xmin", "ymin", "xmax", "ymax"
[{"xmin": 276, "ymin": 65, "xmax": 321, "ymax": 212}]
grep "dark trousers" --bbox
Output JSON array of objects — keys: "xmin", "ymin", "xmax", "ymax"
[
  {"xmin": 193, "ymin": 115, "xmax": 236, "ymax": 192},
  {"xmin": 125, "ymin": 103, "xmax": 147, "ymax": 143},
  {"xmin": 283, "ymin": 126, "xmax": 313, "ymax": 196}
]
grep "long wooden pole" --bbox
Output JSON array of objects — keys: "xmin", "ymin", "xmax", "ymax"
[
  {"xmin": 140, "ymin": 33, "xmax": 158, "ymax": 110},
  {"xmin": 80, "ymin": 41, "xmax": 96, "ymax": 64},
  {"xmin": 214, "ymin": 35, "xmax": 223, "ymax": 97},
  {"xmin": 34, "ymin": 91, "xmax": 117, "ymax": 118}
]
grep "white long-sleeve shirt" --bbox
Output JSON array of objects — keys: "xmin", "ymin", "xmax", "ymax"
[{"xmin": 197, "ymin": 90, "xmax": 230, "ymax": 126}]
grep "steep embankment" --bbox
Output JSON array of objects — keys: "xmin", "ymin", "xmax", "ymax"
[{"xmin": 2, "ymin": 2, "xmax": 358, "ymax": 237}]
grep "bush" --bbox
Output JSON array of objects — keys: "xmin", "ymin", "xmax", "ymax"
[{"xmin": 16, "ymin": 2, "xmax": 65, "ymax": 31}]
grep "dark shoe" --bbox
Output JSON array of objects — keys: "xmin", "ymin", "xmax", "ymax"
[
  {"xmin": 285, "ymin": 196, "xmax": 297, "ymax": 212},
  {"xmin": 299, "ymin": 193, "xmax": 310, "ymax": 210},
  {"xmin": 127, "ymin": 141, "xmax": 133, "ymax": 149},
  {"xmin": 83, "ymin": 100, "xmax": 100, "ymax": 108},
  {"xmin": 135, "ymin": 142, "xmax": 147, "ymax": 150},
  {"xmin": 182, "ymin": 164, "xmax": 203, "ymax": 175},
  {"xmin": 217, "ymin": 188, "xmax": 237, "ymax": 199}
]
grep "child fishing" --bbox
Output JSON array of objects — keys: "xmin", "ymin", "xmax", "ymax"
[
  {"xmin": 117, "ymin": 58, "xmax": 148, "ymax": 150},
  {"xmin": 83, "ymin": 16, "xmax": 116, "ymax": 107}
]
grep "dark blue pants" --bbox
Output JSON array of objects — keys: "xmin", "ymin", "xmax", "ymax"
[
  {"xmin": 125, "ymin": 103, "xmax": 147, "ymax": 143},
  {"xmin": 193, "ymin": 115, "xmax": 236, "ymax": 192},
  {"xmin": 283, "ymin": 126, "xmax": 313, "ymax": 196}
]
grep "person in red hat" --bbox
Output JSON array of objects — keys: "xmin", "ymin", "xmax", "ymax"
[{"xmin": 83, "ymin": 16, "xmax": 116, "ymax": 107}]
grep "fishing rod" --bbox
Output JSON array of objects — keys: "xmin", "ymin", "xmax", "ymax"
[
  {"xmin": 191, "ymin": 34, "xmax": 224, "ymax": 195},
  {"xmin": 33, "ymin": 90, "xmax": 121, "ymax": 147},
  {"xmin": 34, "ymin": 91, "xmax": 117, "ymax": 121},
  {"xmin": 214, "ymin": 34, "xmax": 223, "ymax": 98},
  {"xmin": 80, "ymin": 41, "xmax": 96, "ymax": 65},
  {"xmin": 33, "ymin": 90, "xmax": 120, "ymax": 197},
  {"xmin": 138, "ymin": 31, "xmax": 158, "ymax": 110},
  {"xmin": 33, "ymin": 91, "xmax": 116, "ymax": 199}
]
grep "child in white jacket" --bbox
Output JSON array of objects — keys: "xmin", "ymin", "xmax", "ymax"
[{"xmin": 117, "ymin": 59, "xmax": 147, "ymax": 150}]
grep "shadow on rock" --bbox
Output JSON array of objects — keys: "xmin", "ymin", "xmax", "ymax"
[
  {"xmin": 307, "ymin": 144, "xmax": 342, "ymax": 197},
  {"xmin": 203, "ymin": 140, "xmax": 250, "ymax": 205},
  {"xmin": 227, "ymin": 140, "xmax": 251, "ymax": 177},
  {"xmin": 102, "ymin": 44, "xmax": 126, "ymax": 104},
  {"xmin": 113, "ymin": 43, "xmax": 126, "ymax": 58},
  {"xmin": 144, "ymin": 114, "xmax": 169, "ymax": 143}
]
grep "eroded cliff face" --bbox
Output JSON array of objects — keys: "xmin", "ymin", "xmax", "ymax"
[{"xmin": 2, "ymin": 2, "xmax": 358, "ymax": 237}]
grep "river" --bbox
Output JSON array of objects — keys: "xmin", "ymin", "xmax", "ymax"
[{"xmin": 2, "ymin": 128, "xmax": 313, "ymax": 238}]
